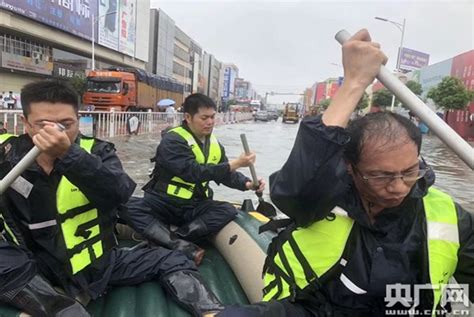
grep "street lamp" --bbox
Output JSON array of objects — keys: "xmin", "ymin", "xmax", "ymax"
[
  {"xmin": 91, "ymin": 11, "xmax": 118, "ymax": 70},
  {"xmin": 375, "ymin": 16, "xmax": 406, "ymax": 111}
]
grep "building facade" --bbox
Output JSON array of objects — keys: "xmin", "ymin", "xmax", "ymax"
[
  {"xmin": 147, "ymin": 8, "xmax": 175, "ymax": 78},
  {"xmin": 416, "ymin": 50, "xmax": 473, "ymax": 140},
  {"xmin": 234, "ymin": 78, "xmax": 253, "ymax": 100},
  {"xmin": 173, "ymin": 26, "xmax": 193, "ymax": 100},
  {"xmin": 0, "ymin": 0, "xmax": 150, "ymax": 94},
  {"xmin": 190, "ymin": 41, "xmax": 203, "ymax": 94},
  {"xmin": 202, "ymin": 53, "xmax": 222, "ymax": 105}
]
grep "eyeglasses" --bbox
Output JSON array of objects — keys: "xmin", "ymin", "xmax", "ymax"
[
  {"xmin": 28, "ymin": 120, "xmax": 77, "ymax": 131},
  {"xmin": 352, "ymin": 165, "xmax": 430, "ymax": 187}
]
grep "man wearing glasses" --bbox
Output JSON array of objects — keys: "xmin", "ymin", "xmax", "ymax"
[
  {"xmin": 217, "ymin": 29, "xmax": 473, "ymax": 317},
  {"xmin": 0, "ymin": 80, "xmax": 223, "ymax": 317}
]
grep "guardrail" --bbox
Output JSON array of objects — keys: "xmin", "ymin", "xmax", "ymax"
[{"xmin": 0, "ymin": 110, "xmax": 253, "ymax": 138}]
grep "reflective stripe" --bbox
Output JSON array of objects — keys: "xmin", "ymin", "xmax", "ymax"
[
  {"xmin": 332, "ymin": 206, "xmax": 348, "ymax": 217},
  {"xmin": 340, "ymin": 273, "xmax": 367, "ymax": 294},
  {"xmin": 28, "ymin": 220, "xmax": 57, "ymax": 230},
  {"xmin": 427, "ymin": 222, "xmax": 459, "ymax": 244},
  {"xmin": 340, "ymin": 258, "xmax": 348, "ymax": 267}
]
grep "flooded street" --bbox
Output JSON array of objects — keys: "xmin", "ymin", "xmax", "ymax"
[{"xmin": 114, "ymin": 119, "xmax": 473, "ymax": 212}]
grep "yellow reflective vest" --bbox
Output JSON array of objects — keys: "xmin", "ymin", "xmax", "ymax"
[
  {"xmin": 263, "ymin": 187, "xmax": 459, "ymax": 315},
  {"xmin": 0, "ymin": 133, "xmax": 14, "ymax": 144},
  {"xmin": 164, "ymin": 126, "xmax": 222, "ymax": 199},
  {"xmin": 1, "ymin": 137, "xmax": 106, "ymax": 275},
  {"xmin": 55, "ymin": 138, "xmax": 106, "ymax": 274}
]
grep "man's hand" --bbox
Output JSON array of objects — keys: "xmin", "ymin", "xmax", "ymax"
[
  {"xmin": 322, "ymin": 29, "xmax": 388, "ymax": 128},
  {"xmin": 229, "ymin": 151, "xmax": 256, "ymax": 172},
  {"xmin": 245, "ymin": 177, "xmax": 266, "ymax": 193},
  {"xmin": 32, "ymin": 122, "xmax": 71, "ymax": 159},
  {"xmin": 342, "ymin": 28, "xmax": 388, "ymax": 90}
]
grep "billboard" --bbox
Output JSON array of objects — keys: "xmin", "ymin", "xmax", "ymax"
[
  {"xmin": 118, "ymin": 0, "xmax": 136, "ymax": 56},
  {"xmin": 399, "ymin": 48, "xmax": 430, "ymax": 71},
  {"xmin": 98, "ymin": 0, "xmax": 120, "ymax": 51},
  {"xmin": 0, "ymin": 0, "xmax": 96, "ymax": 40}
]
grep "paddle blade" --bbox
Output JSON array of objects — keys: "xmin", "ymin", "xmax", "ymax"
[
  {"xmin": 240, "ymin": 199, "xmax": 255, "ymax": 212},
  {"xmin": 257, "ymin": 201, "xmax": 277, "ymax": 218}
]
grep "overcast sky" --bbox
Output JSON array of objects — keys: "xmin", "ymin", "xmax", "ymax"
[{"xmin": 150, "ymin": 0, "xmax": 472, "ymax": 102}]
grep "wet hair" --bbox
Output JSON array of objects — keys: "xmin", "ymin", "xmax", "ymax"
[
  {"xmin": 21, "ymin": 80, "xmax": 78, "ymax": 118},
  {"xmin": 183, "ymin": 93, "xmax": 217, "ymax": 117},
  {"xmin": 344, "ymin": 112, "xmax": 422, "ymax": 165}
]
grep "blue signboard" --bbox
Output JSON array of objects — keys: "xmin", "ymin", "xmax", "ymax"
[
  {"xmin": 223, "ymin": 67, "xmax": 231, "ymax": 98},
  {"xmin": 0, "ymin": 0, "xmax": 98, "ymax": 40}
]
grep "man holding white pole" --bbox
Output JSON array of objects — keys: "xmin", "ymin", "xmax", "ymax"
[{"xmin": 216, "ymin": 29, "xmax": 473, "ymax": 317}]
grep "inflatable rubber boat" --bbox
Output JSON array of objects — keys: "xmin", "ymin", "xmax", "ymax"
[{"xmin": 0, "ymin": 209, "xmax": 275, "ymax": 316}]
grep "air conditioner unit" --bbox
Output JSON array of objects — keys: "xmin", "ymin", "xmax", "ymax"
[{"xmin": 32, "ymin": 51, "xmax": 42, "ymax": 60}]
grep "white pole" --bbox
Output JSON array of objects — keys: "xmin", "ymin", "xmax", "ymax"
[
  {"xmin": 91, "ymin": 13, "xmax": 95, "ymax": 71},
  {"xmin": 335, "ymin": 29, "xmax": 474, "ymax": 170},
  {"xmin": 0, "ymin": 147, "xmax": 41, "ymax": 194}
]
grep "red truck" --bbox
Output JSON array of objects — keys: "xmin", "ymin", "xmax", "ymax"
[{"xmin": 83, "ymin": 68, "xmax": 183, "ymax": 111}]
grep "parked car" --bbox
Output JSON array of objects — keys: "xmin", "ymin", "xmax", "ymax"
[
  {"xmin": 255, "ymin": 110, "xmax": 269, "ymax": 121},
  {"xmin": 267, "ymin": 110, "xmax": 279, "ymax": 121}
]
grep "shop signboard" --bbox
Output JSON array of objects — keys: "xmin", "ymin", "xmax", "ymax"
[{"xmin": 1, "ymin": 52, "xmax": 53, "ymax": 75}]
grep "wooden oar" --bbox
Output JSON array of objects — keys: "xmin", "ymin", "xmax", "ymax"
[
  {"xmin": 240, "ymin": 133, "xmax": 277, "ymax": 217},
  {"xmin": 335, "ymin": 29, "xmax": 474, "ymax": 170}
]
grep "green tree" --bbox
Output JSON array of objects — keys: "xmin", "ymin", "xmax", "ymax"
[
  {"xmin": 427, "ymin": 76, "xmax": 472, "ymax": 110},
  {"xmin": 372, "ymin": 88, "xmax": 393, "ymax": 109},
  {"xmin": 406, "ymin": 80, "xmax": 423, "ymax": 96},
  {"xmin": 397, "ymin": 80, "xmax": 423, "ymax": 109},
  {"xmin": 318, "ymin": 94, "xmax": 367, "ymax": 111},
  {"xmin": 395, "ymin": 80, "xmax": 423, "ymax": 109},
  {"xmin": 319, "ymin": 98, "xmax": 331, "ymax": 110},
  {"xmin": 356, "ymin": 92, "xmax": 369, "ymax": 110},
  {"xmin": 67, "ymin": 74, "xmax": 87, "ymax": 96}
]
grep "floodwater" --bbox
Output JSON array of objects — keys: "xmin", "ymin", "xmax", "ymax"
[{"xmin": 114, "ymin": 118, "xmax": 473, "ymax": 212}]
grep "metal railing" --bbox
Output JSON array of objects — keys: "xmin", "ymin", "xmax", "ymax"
[{"xmin": 0, "ymin": 110, "xmax": 253, "ymax": 138}]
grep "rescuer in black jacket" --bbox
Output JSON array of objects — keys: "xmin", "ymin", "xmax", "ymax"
[
  {"xmin": 0, "ymin": 80, "xmax": 224, "ymax": 317},
  {"xmin": 216, "ymin": 29, "xmax": 473, "ymax": 317},
  {"xmin": 124, "ymin": 93, "xmax": 265, "ymax": 265}
]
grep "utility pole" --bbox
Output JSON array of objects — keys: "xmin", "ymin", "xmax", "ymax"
[{"xmin": 375, "ymin": 16, "xmax": 407, "ymax": 112}]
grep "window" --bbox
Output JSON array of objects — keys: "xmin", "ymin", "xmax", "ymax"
[{"xmin": 0, "ymin": 33, "xmax": 52, "ymax": 61}]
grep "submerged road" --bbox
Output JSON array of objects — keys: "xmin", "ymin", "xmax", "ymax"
[{"xmin": 114, "ymin": 118, "xmax": 474, "ymax": 212}]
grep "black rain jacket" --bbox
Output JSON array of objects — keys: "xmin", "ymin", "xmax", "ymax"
[
  {"xmin": 0, "ymin": 134, "xmax": 136, "ymax": 298},
  {"xmin": 145, "ymin": 122, "xmax": 250, "ymax": 202}
]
